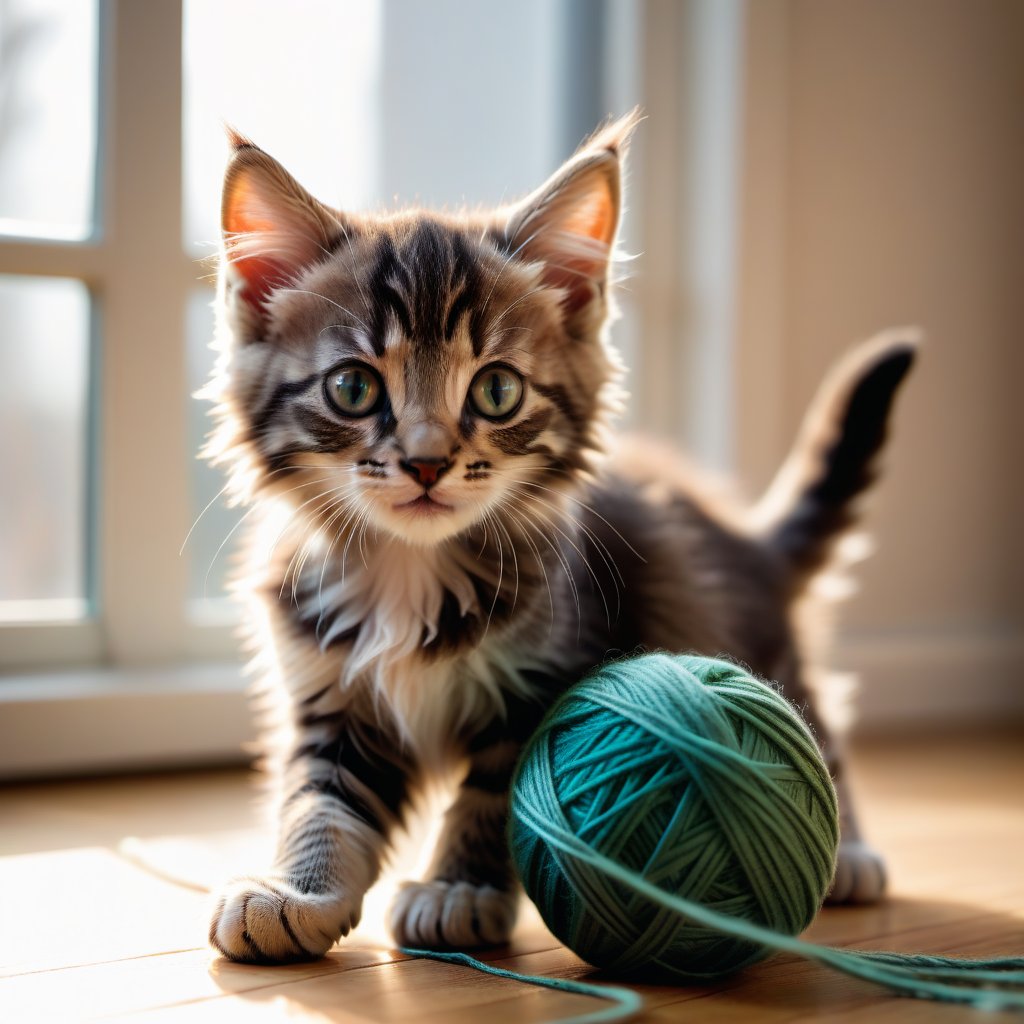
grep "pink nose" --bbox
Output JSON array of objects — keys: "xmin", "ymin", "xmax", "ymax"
[{"xmin": 399, "ymin": 457, "xmax": 450, "ymax": 488}]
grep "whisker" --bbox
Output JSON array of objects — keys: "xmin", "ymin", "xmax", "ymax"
[
  {"xmin": 502, "ymin": 479, "xmax": 627, "ymax": 615},
  {"xmin": 480, "ymin": 508, "xmax": 505, "ymax": 637},
  {"xmin": 491, "ymin": 509, "xmax": 520, "ymax": 616},
  {"xmin": 315, "ymin": 489, "xmax": 370, "ymax": 630},
  {"xmin": 489, "ymin": 284, "xmax": 550, "ymax": 334},
  {"xmin": 277, "ymin": 288, "xmax": 371, "ymax": 334},
  {"xmin": 357, "ymin": 506, "xmax": 371, "ymax": 569},
  {"xmin": 336, "ymin": 225, "xmax": 373, "ymax": 325},
  {"xmin": 498, "ymin": 500, "xmax": 554, "ymax": 633},
  {"xmin": 338, "ymin": 503, "xmax": 369, "ymax": 585},
  {"xmin": 505, "ymin": 492, "xmax": 582, "ymax": 637},
  {"xmin": 490, "ymin": 468, "xmax": 645, "ymax": 564},
  {"xmin": 182, "ymin": 461, "xmax": 338, "ymax": 556},
  {"xmin": 475, "ymin": 515, "xmax": 490, "ymax": 559},
  {"xmin": 478, "ymin": 224, "xmax": 544, "ymax": 316},
  {"xmin": 267, "ymin": 479, "xmax": 356, "ymax": 571},
  {"xmin": 201, "ymin": 472, "xmax": 341, "ymax": 599},
  {"xmin": 503, "ymin": 483, "xmax": 615, "ymax": 631},
  {"xmin": 278, "ymin": 482, "xmax": 361, "ymax": 601}
]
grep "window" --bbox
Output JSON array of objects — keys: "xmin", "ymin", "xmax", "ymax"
[
  {"xmin": 0, "ymin": 0, "xmax": 102, "ymax": 667},
  {"xmin": 1, "ymin": 1, "xmax": 744, "ymax": 773},
  {"xmin": 0, "ymin": 276, "xmax": 91, "ymax": 612},
  {"xmin": 0, "ymin": 0, "xmax": 99, "ymax": 239}
]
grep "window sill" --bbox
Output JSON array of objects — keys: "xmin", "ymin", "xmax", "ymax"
[
  {"xmin": 3, "ymin": 629, "xmax": 1019, "ymax": 780},
  {"xmin": 0, "ymin": 663, "xmax": 255, "ymax": 780}
]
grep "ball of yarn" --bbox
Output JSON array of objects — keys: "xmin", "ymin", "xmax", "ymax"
[{"xmin": 508, "ymin": 653, "xmax": 839, "ymax": 981}]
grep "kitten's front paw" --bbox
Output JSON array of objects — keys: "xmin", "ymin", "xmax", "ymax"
[
  {"xmin": 826, "ymin": 840, "xmax": 887, "ymax": 905},
  {"xmin": 210, "ymin": 876, "xmax": 360, "ymax": 964},
  {"xmin": 389, "ymin": 880, "xmax": 518, "ymax": 949}
]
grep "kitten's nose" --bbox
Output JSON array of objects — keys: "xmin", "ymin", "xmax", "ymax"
[
  {"xmin": 397, "ymin": 420, "xmax": 457, "ymax": 488},
  {"xmin": 399, "ymin": 456, "xmax": 451, "ymax": 488}
]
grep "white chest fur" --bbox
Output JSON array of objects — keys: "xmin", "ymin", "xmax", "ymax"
[{"xmin": 305, "ymin": 541, "xmax": 533, "ymax": 759}]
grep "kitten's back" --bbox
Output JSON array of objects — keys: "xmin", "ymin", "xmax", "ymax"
[{"xmin": 583, "ymin": 333, "xmax": 918, "ymax": 680}]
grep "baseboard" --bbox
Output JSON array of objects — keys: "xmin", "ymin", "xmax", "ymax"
[{"xmin": 837, "ymin": 629, "xmax": 1024, "ymax": 735}]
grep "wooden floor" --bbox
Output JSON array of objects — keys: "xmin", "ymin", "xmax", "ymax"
[{"xmin": 2, "ymin": 731, "xmax": 1022, "ymax": 1023}]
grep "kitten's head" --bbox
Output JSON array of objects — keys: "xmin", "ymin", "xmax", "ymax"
[{"xmin": 206, "ymin": 115, "xmax": 636, "ymax": 548}]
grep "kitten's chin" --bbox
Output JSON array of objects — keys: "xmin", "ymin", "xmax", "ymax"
[{"xmin": 373, "ymin": 497, "xmax": 477, "ymax": 547}]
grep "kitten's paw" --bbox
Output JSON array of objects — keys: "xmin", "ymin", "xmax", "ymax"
[
  {"xmin": 826, "ymin": 840, "xmax": 887, "ymax": 905},
  {"xmin": 389, "ymin": 880, "xmax": 518, "ymax": 949},
  {"xmin": 209, "ymin": 876, "xmax": 360, "ymax": 964}
]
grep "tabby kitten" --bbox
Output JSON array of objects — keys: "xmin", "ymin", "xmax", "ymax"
[{"xmin": 205, "ymin": 114, "xmax": 915, "ymax": 964}]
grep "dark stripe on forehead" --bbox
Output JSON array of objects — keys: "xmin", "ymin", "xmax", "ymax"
[
  {"xmin": 379, "ymin": 282, "xmax": 414, "ymax": 339},
  {"xmin": 444, "ymin": 283, "xmax": 474, "ymax": 341},
  {"xmin": 407, "ymin": 221, "xmax": 450, "ymax": 347},
  {"xmin": 370, "ymin": 237, "xmax": 414, "ymax": 343},
  {"xmin": 469, "ymin": 307, "xmax": 488, "ymax": 357},
  {"xmin": 369, "ymin": 222, "xmax": 489, "ymax": 350},
  {"xmin": 444, "ymin": 231, "xmax": 485, "ymax": 345}
]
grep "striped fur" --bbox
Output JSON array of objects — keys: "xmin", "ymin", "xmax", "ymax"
[{"xmin": 206, "ymin": 114, "xmax": 914, "ymax": 963}]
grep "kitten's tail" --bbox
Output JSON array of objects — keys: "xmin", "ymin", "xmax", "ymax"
[{"xmin": 754, "ymin": 329, "xmax": 920, "ymax": 585}]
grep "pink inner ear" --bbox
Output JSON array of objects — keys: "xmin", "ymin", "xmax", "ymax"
[
  {"xmin": 533, "ymin": 190, "xmax": 615, "ymax": 314},
  {"xmin": 520, "ymin": 168, "xmax": 614, "ymax": 311},
  {"xmin": 564, "ymin": 191, "xmax": 615, "ymax": 247},
  {"xmin": 223, "ymin": 172, "xmax": 327, "ymax": 309}
]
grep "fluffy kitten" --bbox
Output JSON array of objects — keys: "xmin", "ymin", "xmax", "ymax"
[{"xmin": 204, "ymin": 114, "xmax": 915, "ymax": 964}]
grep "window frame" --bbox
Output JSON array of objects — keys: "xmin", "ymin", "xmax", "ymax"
[
  {"xmin": 0, "ymin": 0, "xmax": 753, "ymax": 776},
  {"xmin": 0, "ymin": 0, "xmax": 238, "ymax": 674}
]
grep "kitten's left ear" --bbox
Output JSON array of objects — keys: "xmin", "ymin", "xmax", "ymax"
[
  {"xmin": 221, "ymin": 130, "xmax": 345, "ymax": 326},
  {"xmin": 503, "ymin": 111, "xmax": 639, "ymax": 332}
]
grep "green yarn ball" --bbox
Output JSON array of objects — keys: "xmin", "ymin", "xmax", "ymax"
[{"xmin": 508, "ymin": 653, "xmax": 839, "ymax": 981}]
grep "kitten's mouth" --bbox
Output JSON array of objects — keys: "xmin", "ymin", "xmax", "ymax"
[{"xmin": 394, "ymin": 494, "xmax": 454, "ymax": 517}]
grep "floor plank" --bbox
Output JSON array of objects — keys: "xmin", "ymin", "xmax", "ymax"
[{"xmin": 1, "ymin": 731, "xmax": 1021, "ymax": 1022}]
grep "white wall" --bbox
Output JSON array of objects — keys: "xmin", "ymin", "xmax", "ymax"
[{"xmin": 735, "ymin": 0, "xmax": 1024, "ymax": 730}]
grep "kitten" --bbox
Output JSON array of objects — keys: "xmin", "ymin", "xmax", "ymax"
[{"xmin": 205, "ymin": 114, "xmax": 915, "ymax": 964}]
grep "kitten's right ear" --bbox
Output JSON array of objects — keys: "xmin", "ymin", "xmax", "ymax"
[
  {"xmin": 221, "ymin": 131, "xmax": 343, "ymax": 321},
  {"xmin": 501, "ymin": 110, "xmax": 640, "ymax": 335}
]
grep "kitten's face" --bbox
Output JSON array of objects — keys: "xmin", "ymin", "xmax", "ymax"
[{"xmin": 210, "ymin": 121, "xmax": 633, "ymax": 548}]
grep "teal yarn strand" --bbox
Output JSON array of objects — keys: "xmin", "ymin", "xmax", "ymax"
[
  {"xmin": 504, "ymin": 653, "xmax": 1024, "ymax": 1011},
  {"xmin": 398, "ymin": 949, "xmax": 643, "ymax": 1024}
]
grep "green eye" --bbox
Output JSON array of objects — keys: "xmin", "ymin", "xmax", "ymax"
[
  {"xmin": 470, "ymin": 365, "xmax": 524, "ymax": 419},
  {"xmin": 327, "ymin": 364, "xmax": 383, "ymax": 417}
]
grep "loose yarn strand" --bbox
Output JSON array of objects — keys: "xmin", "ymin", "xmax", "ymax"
[{"xmin": 398, "ymin": 948, "xmax": 643, "ymax": 1024}]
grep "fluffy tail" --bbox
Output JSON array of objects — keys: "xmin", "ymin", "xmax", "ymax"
[{"xmin": 755, "ymin": 329, "xmax": 919, "ymax": 583}]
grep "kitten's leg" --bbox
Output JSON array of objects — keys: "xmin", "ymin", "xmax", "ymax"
[
  {"xmin": 211, "ymin": 716, "xmax": 411, "ymax": 963},
  {"xmin": 823, "ymin": 744, "xmax": 888, "ymax": 904},
  {"xmin": 773, "ymin": 648, "xmax": 886, "ymax": 904},
  {"xmin": 390, "ymin": 738, "xmax": 520, "ymax": 949}
]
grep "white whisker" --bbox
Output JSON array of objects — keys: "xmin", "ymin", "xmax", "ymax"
[
  {"xmin": 277, "ymin": 288, "xmax": 371, "ymax": 333},
  {"xmin": 503, "ymin": 482, "xmax": 615, "ymax": 631},
  {"xmin": 498, "ymin": 500, "xmax": 555, "ymax": 634},
  {"xmin": 201, "ymin": 472, "xmax": 341, "ymax": 599}
]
